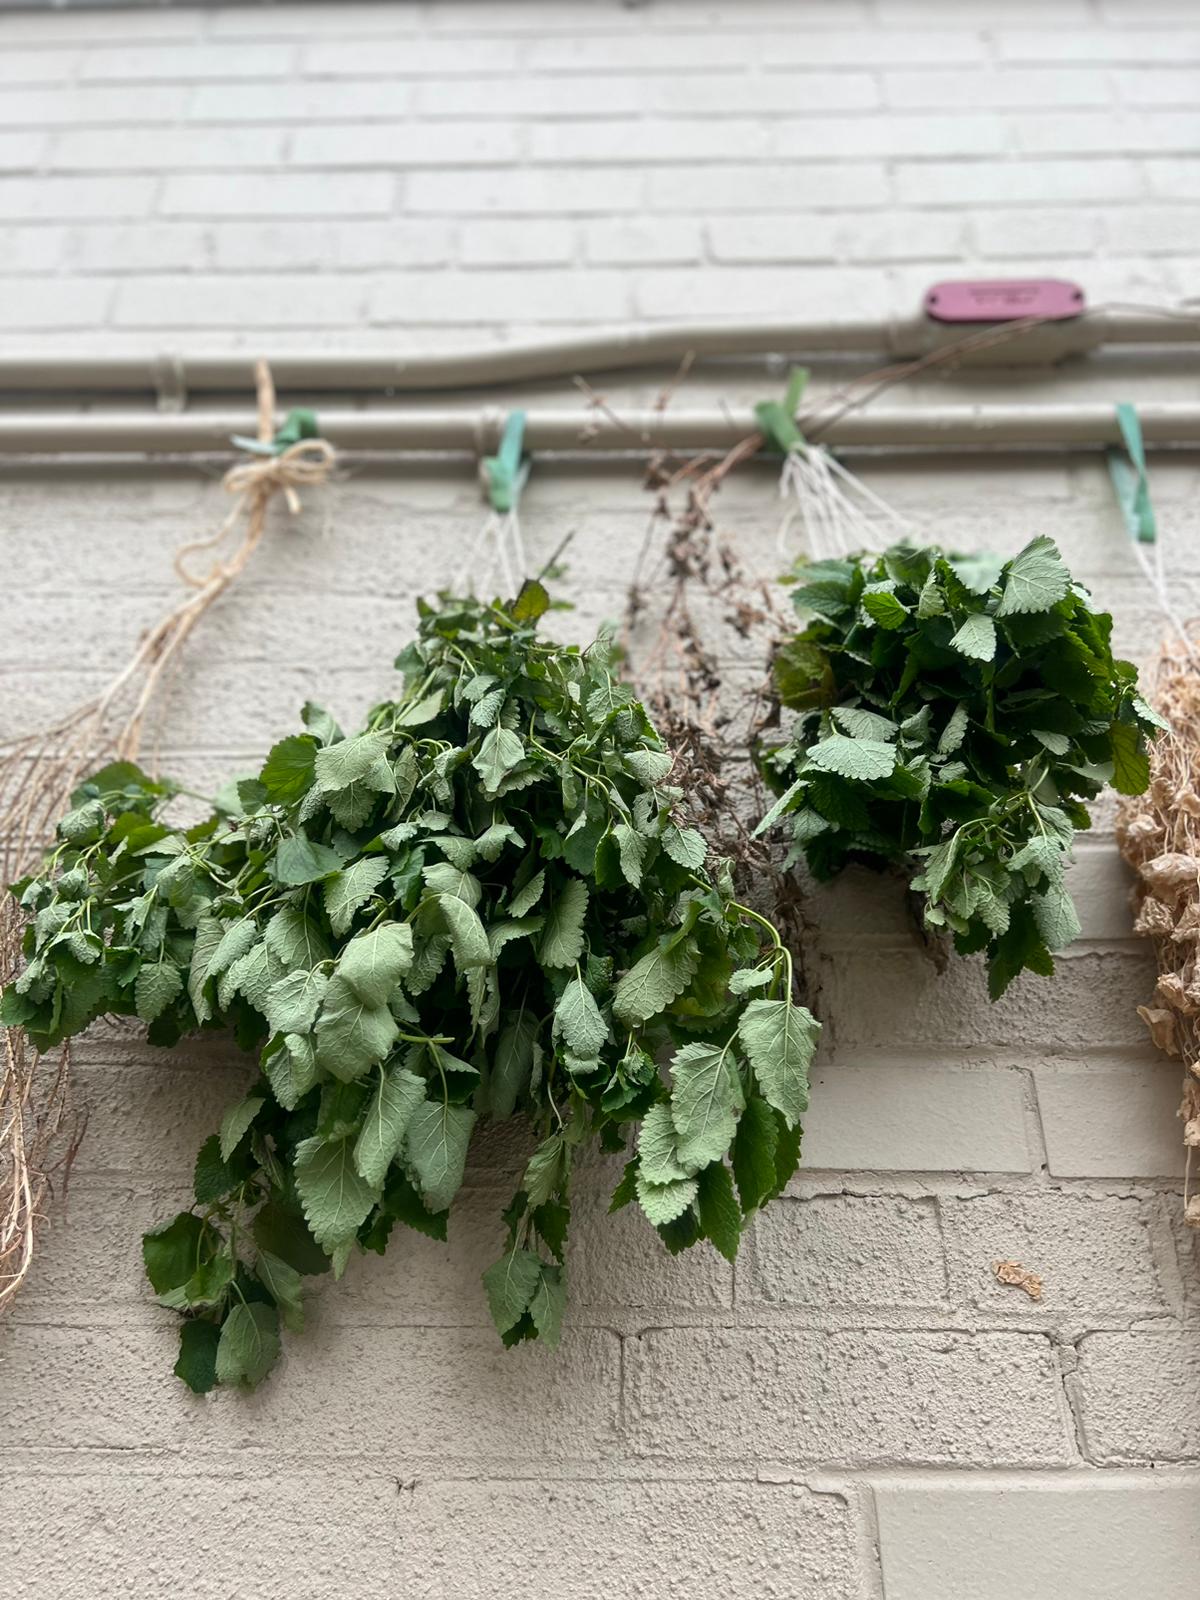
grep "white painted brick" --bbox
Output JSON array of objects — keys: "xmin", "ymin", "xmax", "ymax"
[
  {"xmin": 1035, "ymin": 1064, "xmax": 1187, "ymax": 1178},
  {"xmin": 972, "ymin": 205, "xmax": 1103, "ymax": 258},
  {"xmin": 0, "ymin": 174, "xmax": 155, "ymax": 220},
  {"xmin": 529, "ymin": 117, "xmax": 774, "ymax": 164},
  {"xmin": 460, "ymin": 218, "xmax": 576, "ymax": 266},
  {"xmin": 762, "ymin": 32, "xmax": 990, "ymax": 67},
  {"xmin": 802, "ymin": 1063, "xmax": 1033, "ymax": 1174},
  {"xmin": 214, "ymin": 218, "xmax": 453, "ymax": 271},
  {"xmin": 998, "ymin": 30, "xmax": 1200, "ymax": 63},
  {"xmin": 65, "ymin": 222, "xmax": 213, "ymax": 274},
  {"xmin": 634, "ymin": 265, "xmax": 887, "ymax": 320},
  {"xmin": 210, "ymin": 0, "xmax": 426, "ymax": 36},
  {"xmin": 884, "ymin": 67, "xmax": 1112, "ymax": 109},
  {"xmin": 571, "ymin": 1172, "xmax": 734, "ymax": 1310},
  {"xmin": 527, "ymin": 33, "xmax": 766, "ymax": 72},
  {"xmin": 303, "ymin": 38, "xmax": 522, "ymax": 78},
  {"xmin": 775, "ymin": 113, "xmax": 1007, "ymax": 159},
  {"xmin": 708, "ymin": 210, "xmax": 964, "ymax": 263},
  {"xmin": 626, "ymin": 1328, "xmax": 1071, "ymax": 1465},
  {"xmin": 190, "ymin": 79, "xmax": 416, "ymax": 123},
  {"xmin": 160, "ymin": 171, "xmax": 394, "ymax": 218},
  {"xmin": 0, "ymin": 276, "xmax": 111, "ymax": 330},
  {"xmin": 112, "ymin": 274, "xmax": 369, "ymax": 330},
  {"xmin": 645, "ymin": 160, "xmax": 889, "ymax": 211},
  {"xmin": 0, "ymin": 129, "xmax": 46, "ymax": 170},
  {"xmin": 823, "ymin": 950, "xmax": 1154, "ymax": 1053},
  {"xmin": 896, "ymin": 158, "xmax": 1143, "ymax": 206},
  {"xmin": 0, "ymin": 1469, "xmax": 400, "ymax": 1600},
  {"xmin": 1016, "ymin": 111, "xmax": 1200, "ymax": 156},
  {"xmin": 396, "ymin": 1479, "xmax": 865, "ymax": 1600},
  {"xmin": 743, "ymin": 1194, "xmax": 949, "ymax": 1309},
  {"xmin": 1114, "ymin": 67, "xmax": 1200, "ymax": 107},
  {"xmin": 81, "ymin": 44, "xmax": 297, "ymax": 83},
  {"xmin": 0, "ymin": 1320, "xmax": 619, "ymax": 1460},
  {"xmin": 1147, "ymin": 158, "xmax": 1200, "ymax": 198},
  {"xmin": 405, "ymin": 165, "xmax": 639, "ymax": 214},
  {"xmin": 582, "ymin": 217, "xmax": 702, "ymax": 264},
  {"xmin": 0, "ymin": 224, "xmax": 69, "ymax": 273},
  {"xmin": 875, "ymin": 1474, "xmax": 1200, "ymax": 1600},
  {"xmin": 412, "ymin": 74, "xmax": 642, "ymax": 119},
  {"xmin": 0, "ymin": 87, "xmax": 184, "ymax": 128},
  {"xmin": 0, "ymin": 9, "xmax": 201, "ymax": 44},
  {"xmin": 1111, "ymin": 206, "xmax": 1200, "ymax": 254},
  {"xmin": 0, "ymin": 48, "xmax": 80, "ymax": 86},
  {"xmin": 291, "ymin": 121, "xmax": 523, "ymax": 168},
  {"xmin": 1077, "ymin": 1332, "xmax": 1200, "ymax": 1463},
  {"xmin": 941, "ymin": 1193, "xmax": 1168, "ymax": 1320},
  {"xmin": 49, "ymin": 126, "xmax": 284, "ymax": 172},
  {"xmin": 369, "ymin": 268, "xmax": 630, "ymax": 324},
  {"xmin": 646, "ymin": 70, "xmax": 879, "ymax": 115}
]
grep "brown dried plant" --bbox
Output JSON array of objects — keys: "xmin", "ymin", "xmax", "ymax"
[
  {"xmin": 1116, "ymin": 624, "xmax": 1200, "ymax": 1226},
  {"xmin": 0, "ymin": 363, "xmax": 334, "ymax": 1314}
]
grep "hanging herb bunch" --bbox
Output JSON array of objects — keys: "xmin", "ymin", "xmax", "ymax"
[
  {"xmin": 2, "ymin": 583, "xmax": 817, "ymax": 1391},
  {"xmin": 756, "ymin": 536, "xmax": 1161, "ymax": 997}
]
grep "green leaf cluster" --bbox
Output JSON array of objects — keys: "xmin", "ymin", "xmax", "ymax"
[
  {"xmin": 4, "ymin": 586, "xmax": 816, "ymax": 1388},
  {"xmin": 758, "ymin": 538, "xmax": 1162, "ymax": 997}
]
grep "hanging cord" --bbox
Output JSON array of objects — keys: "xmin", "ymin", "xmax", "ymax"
[{"xmin": 0, "ymin": 360, "xmax": 335, "ymax": 1316}]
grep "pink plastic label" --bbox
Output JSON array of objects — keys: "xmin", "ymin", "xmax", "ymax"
[{"xmin": 924, "ymin": 278, "xmax": 1085, "ymax": 323}]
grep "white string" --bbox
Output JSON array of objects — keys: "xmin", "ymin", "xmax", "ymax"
[
  {"xmin": 776, "ymin": 444, "xmax": 913, "ymax": 565},
  {"xmin": 452, "ymin": 507, "xmax": 525, "ymax": 598}
]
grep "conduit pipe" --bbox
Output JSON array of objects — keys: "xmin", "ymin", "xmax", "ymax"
[
  {"xmin": 1, "ymin": 309, "xmax": 1199, "ymax": 399},
  {"xmin": 1, "ymin": 402, "xmax": 1199, "ymax": 457}
]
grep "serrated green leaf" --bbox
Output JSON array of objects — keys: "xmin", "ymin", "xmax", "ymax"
[
  {"xmin": 949, "ymin": 612, "xmax": 997, "ymax": 662},
  {"xmin": 264, "ymin": 904, "xmax": 331, "ymax": 971},
  {"xmin": 522, "ymin": 1133, "xmax": 566, "ymax": 1208},
  {"xmin": 473, "ymin": 725, "xmax": 526, "ymax": 794},
  {"xmin": 806, "ymin": 734, "xmax": 897, "ymax": 782},
  {"xmin": 1110, "ymin": 720, "xmax": 1149, "ymax": 796},
  {"xmin": 215, "ymin": 1301, "xmax": 281, "ymax": 1390},
  {"xmin": 1032, "ymin": 884, "xmax": 1081, "ymax": 953},
  {"xmin": 174, "ymin": 1319, "xmax": 220, "ymax": 1395},
  {"xmin": 996, "ymin": 536, "xmax": 1070, "ymax": 616},
  {"xmin": 696, "ymin": 1160, "xmax": 742, "ymax": 1262},
  {"xmin": 670, "ymin": 1040, "xmax": 741, "ymax": 1170},
  {"xmin": 636, "ymin": 1172, "xmax": 697, "ymax": 1227},
  {"xmin": 135, "ymin": 959, "xmax": 182, "ymax": 1023},
  {"xmin": 219, "ymin": 1094, "xmax": 263, "ymax": 1162},
  {"xmin": 262, "ymin": 967, "xmax": 328, "ymax": 1035},
  {"xmin": 257, "ymin": 1249, "xmax": 305, "ymax": 1333},
  {"xmin": 554, "ymin": 976, "xmax": 608, "ymax": 1057},
  {"xmin": 637, "ymin": 1102, "xmax": 694, "ymax": 1185},
  {"xmin": 732, "ymin": 1095, "xmax": 779, "ymax": 1215},
  {"xmin": 275, "ymin": 835, "xmax": 343, "ymax": 887},
  {"xmin": 737, "ymin": 996, "xmax": 819, "ymax": 1129},
  {"xmin": 260, "ymin": 735, "xmax": 317, "ymax": 805},
  {"xmin": 613, "ymin": 937, "xmax": 698, "ymax": 1025},
  {"xmin": 530, "ymin": 1262, "xmax": 567, "ymax": 1348},
  {"xmin": 537, "ymin": 877, "xmax": 589, "ymax": 968},
  {"xmin": 314, "ymin": 974, "xmax": 399, "ymax": 1082},
  {"xmin": 483, "ymin": 1247, "xmax": 542, "ymax": 1335},
  {"xmin": 353, "ymin": 1065, "xmax": 426, "ymax": 1188},
  {"xmin": 294, "ymin": 1133, "xmax": 380, "ymax": 1253},
  {"xmin": 337, "ymin": 923, "xmax": 413, "ymax": 1007},
  {"xmin": 405, "ymin": 1101, "xmax": 475, "ymax": 1211},
  {"xmin": 324, "ymin": 857, "xmax": 390, "ymax": 937},
  {"xmin": 662, "ymin": 825, "xmax": 706, "ymax": 872},
  {"xmin": 435, "ymin": 892, "xmax": 492, "ymax": 970}
]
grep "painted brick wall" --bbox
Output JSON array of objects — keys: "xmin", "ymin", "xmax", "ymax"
[{"xmin": 1, "ymin": 4, "xmax": 1199, "ymax": 1598}]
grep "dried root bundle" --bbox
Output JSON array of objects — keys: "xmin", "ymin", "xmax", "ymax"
[
  {"xmin": 0, "ymin": 365, "xmax": 333, "ymax": 1313},
  {"xmin": 1116, "ymin": 625, "xmax": 1200, "ymax": 1224}
]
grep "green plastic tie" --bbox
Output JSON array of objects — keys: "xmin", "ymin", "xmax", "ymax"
[
  {"xmin": 1106, "ymin": 402, "xmax": 1156, "ymax": 545},
  {"xmin": 482, "ymin": 411, "xmax": 530, "ymax": 514},
  {"xmin": 232, "ymin": 408, "xmax": 321, "ymax": 458},
  {"xmin": 754, "ymin": 366, "xmax": 810, "ymax": 457}
]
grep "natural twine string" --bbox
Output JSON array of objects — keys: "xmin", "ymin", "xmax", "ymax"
[{"xmin": 0, "ymin": 359, "xmax": 335, "ymax": 1315}]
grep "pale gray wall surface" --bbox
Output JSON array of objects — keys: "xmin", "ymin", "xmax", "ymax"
[{"xmin": 2, "ymin": 4, "xmax": 1200, "ymax": 1598}]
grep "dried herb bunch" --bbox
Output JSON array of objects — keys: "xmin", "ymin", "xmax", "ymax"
[
  {"xmin": 756, "ymin": 537, "xmax": 1161, "ymax": 997},
  {"xmin": 2, "ymin": 585, "xmax": 818, "ymax": 1390},
  {"xmin": 1116, "ymin": 627, "xmax": 1200, "ymax": 1221}
]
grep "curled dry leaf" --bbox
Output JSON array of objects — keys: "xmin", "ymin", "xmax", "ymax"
[
  {"xmin": 1140, "ymin": 852, "xmax": 1200, "ymax": 901},
  {"xmin": 992, "ymin": 1259, "xmax": 1043, "ymax": 1301},
  {"xmin": 1138, "ymin": 1005, "xmax": 1181, "ymax": 1057},
  {"xmin": 1155, "ymin": 972, "xmax": 1197, "ymax": 1015},
  {"xmin": 1183, "ymin": 1118, "xmax": 1200, "ymax": 1148},
  {"xmin": 1134, "ymin": 897, "xmax": 1176, "ymax": 938}
]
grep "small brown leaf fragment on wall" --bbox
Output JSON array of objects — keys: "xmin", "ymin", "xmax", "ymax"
[{"xmin": 992, "ymin": 1259, "xmax": 1044, "ymax": 1301}]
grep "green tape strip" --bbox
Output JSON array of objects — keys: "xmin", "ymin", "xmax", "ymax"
[
  {"xmin": 1106, "ymin": 401, "xmax": 1156, "ymax": 545},
  {"xmin": 754, "ymin": 366, "xmax": 809, "ymax": 456},
  {"xmin": 483, "ymin": 410, "xmax": 530, "ymax": 513}
]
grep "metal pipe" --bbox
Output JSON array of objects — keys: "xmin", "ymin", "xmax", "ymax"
[
  {"xmin": 0, "ymin": 310, "xmax": 1197, "ymax": 398},
  {"xmin": 1, "ymin": 402, "xmax": 1199, "ymax": 457}
]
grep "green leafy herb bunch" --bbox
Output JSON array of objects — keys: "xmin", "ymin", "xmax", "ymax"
[
  {"xmin": 757, "ymin": 536, "xmax": 1162, "ymax": 998},
  {"xmin": 3, "ymin": 582, "xmax": 818, "ymax": 1391}
]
